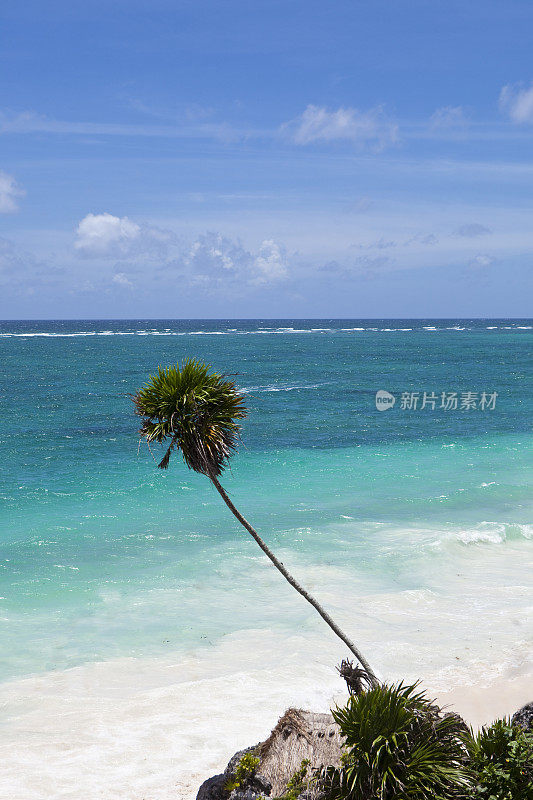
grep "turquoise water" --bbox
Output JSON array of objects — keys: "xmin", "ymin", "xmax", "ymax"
[{"xmin": 1, "ymin": 319, "xmax": 532, "ymax": 683}]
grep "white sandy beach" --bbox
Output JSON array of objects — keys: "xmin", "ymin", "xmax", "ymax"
[{"xmin": 1, "ymin": 624, "xmax": 531, "ymax": 800}]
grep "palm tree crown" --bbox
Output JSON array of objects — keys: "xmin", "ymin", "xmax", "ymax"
[{"xmin": 133, "ymin": 359, "xmax": 247, "ymax": 476}]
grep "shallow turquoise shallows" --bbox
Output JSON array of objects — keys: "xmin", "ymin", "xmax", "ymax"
[{"xmin": 0, "ymin": 319, "xmax": 531, "ymax": 682}]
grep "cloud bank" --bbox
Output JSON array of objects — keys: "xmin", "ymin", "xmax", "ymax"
[
  {"xmin": 184, "ymin": 232, "xmax": 288, "ymax": 287},
  {"xmin": 72, "ymin": 215, "xmax": 289, "ymax": 291}
]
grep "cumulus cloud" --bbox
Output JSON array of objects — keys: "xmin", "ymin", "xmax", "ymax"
[
  {"xmin": 0, "ymin": 170, "xmax": 24, "ymax": 213},
  {"xmin": 252, "ymin": 239, "xmax": 288, "ymax": 284},
  {"xmin": 75, "ymin": 212, "xmax": 174, "ymax": 258},
  {"xmin": 430, "ymin": 106, "xmax": 467, "ymax": 129},
  {"xmin": 283, "ymin": 105, "xmax": 398, "ymax": 150},
  {"xmin": 75, "ymin": 213, "xmax": 140, "ymax": 257},
  {"xmin": 184, "ymin": 232, "xmax": 288, "ymax": 287},
  {"xmin": 499, "ymin": 83, "xmax": 533, "ymax": 123},
  {"xmin": 454, "ymin": 223, "xmax": 492, "ymax": 238},
  {"xmin": 72, "ymin": 217, "xmax": 288, "ymax": 290}
]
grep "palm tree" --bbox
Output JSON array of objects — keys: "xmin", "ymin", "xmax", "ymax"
[{"xmin": 133, "ymin": 358, "xmax": 378, "ymax": 685}]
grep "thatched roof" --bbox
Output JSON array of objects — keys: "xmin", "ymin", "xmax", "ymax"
[{"xmin": 257, "ymin": 708, "xmax": 342, "ymax": 798}]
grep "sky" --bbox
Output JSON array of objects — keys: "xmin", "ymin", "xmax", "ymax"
[{"xmin": 0, "ymin": 0, "xmax": 532, "ymax": 319}]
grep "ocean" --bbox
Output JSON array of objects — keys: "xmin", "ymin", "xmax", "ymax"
[{"xmin": 0, "ymin": 318, "xmax": 532, "ymax": 799}]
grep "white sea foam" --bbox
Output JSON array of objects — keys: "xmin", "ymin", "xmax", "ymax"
[
  {"xmin": 2, "ymin": 324, "xmax": 533, "ymax": 338},
  {"xmin": 239, "ymin": 383, "xmax": 323, "ymax": 394},
  {"xmin": 3, "ymin": 324, "xmax": 531, "ymax": 338}
]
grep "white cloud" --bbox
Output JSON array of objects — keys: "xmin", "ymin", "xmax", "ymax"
[
  {"xmin": 112, "ymin": 272, "xmax": 133, "ymax": 288},
  {"xmin": 72, "ymin": 219, "xmax": 287, "ymax": 289},
  {"xmin": 75, "ymin": 213, "xmax": 140, "ymax": 257},
  {"xmin": 74, "ymin": 212, "xmax": 175, "ymax": 259},
  {"xmin": 0, "ymin": 171, "xmax": 24, "ymax": 213},
  {"xmin": 430, "ymin": 106, "xmax": 467, "ymax": 129},
  {"xmin": 252, "ymin": 239, "xmax": 288, "ymax": 284},
  {"xmin": 499, "ymin": 83, "xmax": 533, "ymax": 123},
  {"xmin": 184, "ymin": 232, "xmax": 288, "ymax": 286},
  {"xmin": 283, "ymin": 105, "xmax": 398, "ymax": 149},
  {"xmin": 469, "ymin": 254, "xmax": 494, "ymax": 268}
]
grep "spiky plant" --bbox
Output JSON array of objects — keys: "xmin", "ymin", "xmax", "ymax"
[
  {"xmin": 133, "ymin": 359, "xmax": 378, "ymax": 684},
  {"xmin": 320, "ymin": 682, "xmax": 473, "ymax": 800}
]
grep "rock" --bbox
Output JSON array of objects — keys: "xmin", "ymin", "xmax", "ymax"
[
  {"xmin": 196, "ymin": 745, "xmax": 270, "ymax": 800},
  {"xmin": 224, "ymin": 746, "xmax": 271, "ymax": 800},
  {"xmin": 196, "ymin": 773, "xmax": 227, "ymax": 800},
  {"xmin": 227, "ymin": 771, "xmax": 271, "ymax": 800},
  {"xmin": 512, "ymin": 702, "xmax": 533, "ymax": 731},
  {"xmin": 195, "ymin": 708, "xmax": 342, "ymax": 800},
  {"xmin": 223, "ymin": 747, "xmax": 259, "ymax": 780}
]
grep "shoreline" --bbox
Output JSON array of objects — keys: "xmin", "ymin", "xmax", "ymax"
[{"xmin": 1, "ymin": 632, "xmax": 531, "ymax": 800}]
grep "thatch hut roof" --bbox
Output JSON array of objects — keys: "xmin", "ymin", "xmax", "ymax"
[{"xmin": 257, "ymin": 708, "xmax": 342, "ymax": 797}]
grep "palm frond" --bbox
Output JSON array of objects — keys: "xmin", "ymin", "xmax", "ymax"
[
  {"xmin": 133, "ymin": 359, "xmax": 247, "ymax": 476},
  {"xmin": 321, "ymin": 682, "xmax": 473, "ymax": 800}
]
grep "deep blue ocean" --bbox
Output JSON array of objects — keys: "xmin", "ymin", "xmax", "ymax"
[{"xmin": 1, "ymin": 318, "xmax": 532, "ymax": 686}]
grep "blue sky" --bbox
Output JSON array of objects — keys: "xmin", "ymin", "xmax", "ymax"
[{"xmin": 0, "ymin": 0, "xmax": 532, "ymax": 318}]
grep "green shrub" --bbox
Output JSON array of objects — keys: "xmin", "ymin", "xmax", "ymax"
[
  {"xmin": 469, "ymin": 718, "xmax": 533, "ymax": 800},
  {"xmin": 321, "ymin": 682, "xmax": 472, "ymax": 800},
  {"xmin": 225, "ymin": 752, "xmax": 260, "ymax": 793},
  {"xmin": 274, "ymin": 759, "xmax": 311, "ymax": 800}
]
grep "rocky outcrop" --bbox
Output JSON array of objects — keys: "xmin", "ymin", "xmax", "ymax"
[
  {"xmin": 512, "ymin": 701, "xmax": 533, "ymax": 732},
  {"xmin": 196, "ymin": 773, "xmax": 227, "ymax": 800},
  {"xmin": 196, "ymin": 746, "xmax": 271, "ymax": 800},
  {"xmin": 195, "ymin": 709, "xmax": 342, "ymax": 800},
  {"xmin": 197, "ymin": 698, "xmax": 533, "ymax": 799}
]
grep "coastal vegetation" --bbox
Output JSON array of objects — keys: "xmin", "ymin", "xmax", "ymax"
[
  {"xmin": 214, "ymin": 687, "xmax": 532, "ymax": 800},
  {"xmin": 319, "ymin": 688, "xmax": 533, "ymax": 800},
  {"xmin": 469, "ymin": 718, "xmax": 533, "ymax": 800},
  {"xmin": 320, "ymin": 682, "xmax": 472, "ymax": 799},
  {"xmin": 133, "ymin": 358, "xmax": 377, "ymax": 684},
  {"xmin": 224, "ymin": 753, "xmax": 261, "ymax": 794}
]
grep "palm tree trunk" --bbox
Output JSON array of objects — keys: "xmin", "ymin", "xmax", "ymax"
[{"xmin": 208, "ymin": 472, "xmax": 379, "ymax": 687}]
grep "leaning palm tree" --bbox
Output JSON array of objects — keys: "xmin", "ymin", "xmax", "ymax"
[{"xmin": 133, "ymin": 358, "xmax": 378, "ymax": 685}]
